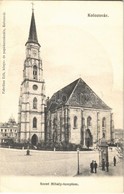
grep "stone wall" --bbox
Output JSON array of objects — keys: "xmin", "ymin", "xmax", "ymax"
[{"xmin": 46, "ymin": 106, "xmax": 112, "ymax": 147}]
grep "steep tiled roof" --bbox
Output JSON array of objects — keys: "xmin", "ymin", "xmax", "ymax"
[
  {"xmin": 47, "ymin": 78, "xmax": 111, "ymax": 111},
  {"xmin": 47, "ymin": 79, "xmax": 79, "ymax": 111}
]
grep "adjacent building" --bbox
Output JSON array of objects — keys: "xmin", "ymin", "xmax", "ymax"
[
  {"xmin": 0, "ymin": 117, "xmax": 18, "ymax": 144},
  {"xmin": 114, "ymin": 129, "xmax": 124, "ymax": 143}
]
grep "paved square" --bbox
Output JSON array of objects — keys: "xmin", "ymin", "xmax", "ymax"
[{"xmin": 0, "ymin": 148, "xmax": 123, "ymax": 176}]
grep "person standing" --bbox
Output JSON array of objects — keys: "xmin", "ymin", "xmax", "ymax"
[
  {"xmin": 94, "ymin": 161, "xmax": 97, "ymax": 173},
  {"xmin": 113, "ymin": 156, "xmax": 116, "ymax": 166},
  {"xmin": 102, "ymin": 159, "xmax": 105, "ymax": 171},
  {"xmin": 90, "ymin": 160, "xmax": 94, "ymax": 173},
  {"xmin": 106, "ymin": 161, "xmax": 109, "ymax": 172}
]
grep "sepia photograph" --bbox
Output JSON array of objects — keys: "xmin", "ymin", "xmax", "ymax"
[{"xmin": 0, "ymin": 0, "xmax": 123, "ymax": 193}]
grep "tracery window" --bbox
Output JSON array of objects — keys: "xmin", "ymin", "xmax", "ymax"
[
  {"xmin": 87, "ymin": 116, "xmax": 92, "ymax": 127},
  {"xmin": 33, "ymin": 65, "xmax": 37, "ymax": 80},
  {"xmin": 33, "ymin": 117, "xmax": 37, "ymax": 128},
  {"xmin": 102, "ymin": 117, "xmax": 106, "ymax": 128},
  {"xmin": 74, "ymin": 116, "xmax": 78, "ymax": 128},
  {"xmin": 33, "ymin": 97, "xmax": 37, "ymax": 109}
]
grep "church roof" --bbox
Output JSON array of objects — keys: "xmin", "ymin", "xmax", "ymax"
[
  {"xmin": 25, "ymin": 10, "xmax": 40, "ymax": 46},
  {"xmin": 47, "ymin": 78, "xmax": 111, "ymax": 111}
]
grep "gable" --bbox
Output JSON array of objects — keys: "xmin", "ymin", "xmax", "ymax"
[
  {"xmin": 47, "ymin": 78, "xmax": 111, "ymax": 111},
  {"xmin": 67, "ymin": 79, "xmax": 111, "ymax": 110}
]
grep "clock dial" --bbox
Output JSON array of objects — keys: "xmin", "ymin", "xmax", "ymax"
[{"xmin": 33, "ymin": 85, "xmax": 38, "ymax": 90}]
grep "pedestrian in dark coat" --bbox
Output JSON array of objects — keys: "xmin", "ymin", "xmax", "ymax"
[
  {"xmin": 90, "ymin": 160, "xmax": 94, "ymax": 173},
  {"xmin": 106, "ymin": 161, "xmax": 109, "ymax": 172},
  {"xmin": 102, "ymin": 159, "xmax": 105, "ymax": 171},
  {"xmin": 113, "ymin": 156, "xmax": 116, "ymax": 166},
  {"xmin": 94, "ymin": 161, "xmax": 97, "ymax": 173}
]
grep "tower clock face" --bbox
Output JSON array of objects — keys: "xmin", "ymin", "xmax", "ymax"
[{"xmin": 33, "ymin": 85, "xmax": 38, "ymax": 90}]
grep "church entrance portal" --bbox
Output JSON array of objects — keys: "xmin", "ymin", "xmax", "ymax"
[
  {"xmin": 85, "ymin": 129, "xmax": 93, "ymax": 148},
  {"xmin": 31, "ymin": 134, "xmax": 38, "ymax": 146}
]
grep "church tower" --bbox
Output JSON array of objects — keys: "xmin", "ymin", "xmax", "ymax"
[{"xmin": 18, "ymin": 8, "xmax": 45, "ymax": 145}]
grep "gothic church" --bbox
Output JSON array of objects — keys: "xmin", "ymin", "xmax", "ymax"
[{"xmin": 18, "ymin": 9, "xmax": 114, "ymax": 147}]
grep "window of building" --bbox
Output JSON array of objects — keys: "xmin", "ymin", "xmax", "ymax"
[
  {"xmin": 33, "ymin": 97, "xmax": 37, "ymax": 109},
  {"xmin": 5, "ymin": 129, "xmax": 7, "ymax": 132},
  {"xmin": 87, "ymin": 116, "xmax": 92, "ymax": 127},
  {"xmin": 102, "ymin": 117, "xmax": 106, "ymax": 128},
  {"xmin": 33, "ymin": 117, "xmax": 37, "ymax": 128},
  {"xmin": 74, "ymin": 116, "xmax": 78, "ymax": 128},
  {"xmin": 33, "ymin": 65, "xmax": 37, "ymax": 80},
  {"xmin": 10, "ymin": 129, "xmax": 12, "ymax": 132},
  {"xmin": 103, "ymin": 132, "xmax": 105, "ymax": 138},
  {"xmin": 1, "ymin": 129, "xmax": 3, "ymax": 132}
]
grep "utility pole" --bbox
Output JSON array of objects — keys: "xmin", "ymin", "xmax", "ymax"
[{"xmin": 77, "ymin": 147, "xmax": 80, "ymax": 175}]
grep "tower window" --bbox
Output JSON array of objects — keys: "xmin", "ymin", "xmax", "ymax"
[
  {"xmin": 33, "ymin": 65, "xmax": 37, "ymax": 80},
  {"xmin": 33, "ymin": 97, "xmax": 37, "ymax": 109},
  {"xmin": 33, "ymin": 117, "xmax": 37, "ymax": 128},
  {"xmin": 103, "ymin": 132, "xmax": 105, "ymax": 138},
  {"xmin": 74, "ymin": 116, "xmax": 78, "ymax": 128}
]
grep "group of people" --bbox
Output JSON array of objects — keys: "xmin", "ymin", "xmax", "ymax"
[
  {"xmin": 90, "ymin": 156, "xmax": 117, "ymax": 174},
  {"xmin": 90, "ymin": 160, "xmax": 98, "ymax": 173}
]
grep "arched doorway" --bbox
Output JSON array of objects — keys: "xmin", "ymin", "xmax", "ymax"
[
  {"xmin": 31, "ymin": 134, "xmax": 38, "ymax": 146},
  {"xmin": 85, "ymin": 129, "xmax": 93, "ymax": 148}
]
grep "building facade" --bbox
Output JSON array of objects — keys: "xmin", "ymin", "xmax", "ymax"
[
  {"xmin": 18, "ymin": 9, "xmax": 46, "ymax": 145},
  {"xmin": 0, "ymin": 117, "xmax": 18, "ymax": 144},
  {"xmin": 45, "ymin": 78, "xmax": 114, "ymax": 147},
  {"xmin": 114, "ymin": 129, "xmax": 124, "ymax": 143}
]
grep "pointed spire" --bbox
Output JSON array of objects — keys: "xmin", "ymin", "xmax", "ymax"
[{"xmin": 25, "ymin": 5, "xmax": 40, "ymax": 46}]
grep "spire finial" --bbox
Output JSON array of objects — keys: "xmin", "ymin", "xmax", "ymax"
[
  {"xmin": 25, "ymin": 2, "xmax": 40, "ymax": 47},
  {"xmin": 78, "ymin": 73, "xmax": 82, "ymax": 78},
  {"xmin": 31, "ymin": 2, "xmax": 34, "ymax": 12}
]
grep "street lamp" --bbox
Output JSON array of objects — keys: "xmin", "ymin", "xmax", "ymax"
[{"xmin": 77, "ymin": 147, "xmax": 80, "ymax": 175}]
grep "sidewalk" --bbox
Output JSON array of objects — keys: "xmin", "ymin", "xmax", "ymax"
[{"xmin": 75, "ymin": 158, "xmax": 123, "ymax": 177}]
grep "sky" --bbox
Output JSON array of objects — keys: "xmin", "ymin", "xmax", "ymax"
[{"xmin": 0, "ymin": 1, "xmax": 123, "ymax": 129}]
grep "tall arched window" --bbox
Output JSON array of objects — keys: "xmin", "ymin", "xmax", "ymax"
[
  {"xmin": 53, "ymin": 118, "xmax": 57, "ymax": 130},
  {"xmin": 102, "ymin": 117, "xmax": 106, "ymax": 128},
  {"xmin": 87, "ymin": 116, "xmax": 92, "ymax": 127},
  {"xmin": 74, "ymin": 116, "xmax": 78, "ymax": 128},
  {"xmin": 33, "ymin": 117, "xmax": 37, "ymax": 128},
  {"xmin": 33, "ymin": 65, "xmax": 37, "ymax": 80},
  {"xmin": 33, "ymin": 97, "xmax": 37, "ymax": 109}
]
